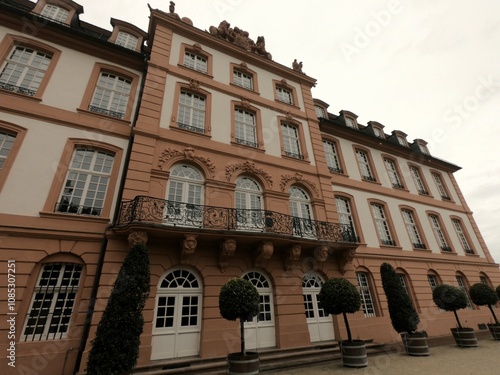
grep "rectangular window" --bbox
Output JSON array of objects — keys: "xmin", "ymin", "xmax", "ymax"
[
  {"xmin": 315, "ymin": 106, "xmax": 325, "ymax": 118},
  {"xmin": 345, "ymin": 117, "xmax": 357, "ymax": 129},
  {"xmin": 0, "ymin": 130, "xmax": 16, "ymax": 170},
  {"xmin": 115, "ymin": 31, "xmax": 139, "ymax": 50},
  {"xmin": 323, "ymin": 140, "xmax": 342, "ymax": 173},
  {"xmin": 452, "ymin": 219, "xmax": 474, "ymax": 254},
  {"xmin": 402, "ymin": 209, "xmax": 426, "ymax": 249},
  {"xmin": 432, "ymin": 173, "xmax": 450, "ymax": 200},
  {"xmin": 22, "ymin": 263, "xmax": 82, "ymax": 341},
  {"xmin": 56, "ymin": 148, "xmax": 114, "ymax": 216},
  {"xmin": 89, "ymin": 72, "xmax": 132, "ymax": 119},
  {"xmin": 234, "ymin": 108, "xmax": 257, "ymax": 147},
  {"xmin": 281, "ymin": 123, "xmax": 303, "ymax": 159},
  {"xmin": 41, "ymin": 4, "xmax": 69, "ymax": 22},
  {"xmin": 371, "ymin": 203, "xmax": 395, "ymax": 246},
  {"xmin": 233, "ymin": 70, "xmax": 253, "ymax": 90},
  {"xmin": 0, "ymin": 46, "xmax": 52, "ymax": 96},
  {"xmin": 178, "ymin": 91, "xmax": 206, "ymax": 133},
  {"xmin": 276, "ymin": 86, "xmax": 293, "ymax": 104},
  {"xmin": 335, "ymin": 197, "xmax": 357, "ymax": 241},
  {"xmin": 456, "ymin": 276, "xmax": 473, "ymax": 309},
  {"xmin": 356, "ymin": 272, "xmax": 376, "ymax": 317},
  {"xmin": 356, "ymin": 150, "xmax": 375, "ymax": 181},
  {"xmin": 183, "ymin": 52, "xmax": 207, "ymax": 73},
  {"xmin": 429, "ymin": 215, "xmax": 451, "ymax": 251},
  {"xmin": 410, "ymin": 166, "xmax": 428, "ymax": 195},
  {"xmin": 384, "ymin": 158, "xmax": 404, "ymax": 188}
]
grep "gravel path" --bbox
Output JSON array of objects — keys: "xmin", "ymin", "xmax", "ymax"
[{"xmin": 266, "ymin": 338, "xmax": 500, "ymax": 375}]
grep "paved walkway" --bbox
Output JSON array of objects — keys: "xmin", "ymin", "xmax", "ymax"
[{"xmin": 267, "ymin": 338, "xmax": 500, "ymax": 375}]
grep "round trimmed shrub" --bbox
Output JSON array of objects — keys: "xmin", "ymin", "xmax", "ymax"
[{"xmin": 432, "ymin": 284, "xmax": 468, "ymax": 328}]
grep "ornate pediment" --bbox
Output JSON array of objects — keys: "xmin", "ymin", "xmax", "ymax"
[
  {"xmin": 225, "ymin": 161, "xmax": 273, "ymax": 187},
  {"xmin": 158, "ymin": 147, "xmax": 216, "ymax": 178},
  {"xmin": 280, "ymin": 172, "xmax": 319, "ymax": 197},
  {"xmin": 208, "ymin": 20, "xmax": 272, "ymax": 60}
]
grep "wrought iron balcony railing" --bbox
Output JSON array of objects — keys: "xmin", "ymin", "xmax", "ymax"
[{"xmin": 117, "ymin": 196, "xmax": 358, "ymax": 243}]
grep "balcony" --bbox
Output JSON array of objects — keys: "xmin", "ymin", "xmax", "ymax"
[{"xmin": 116, "ymin": 196, "xmax": 358, "ymax": 244}]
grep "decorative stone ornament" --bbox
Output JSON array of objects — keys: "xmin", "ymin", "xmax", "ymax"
[
  {"xmin": 336, "ymin": 248, "xmax": 356, "ymax": 275},
  {"xmin": 180, "ymin": 234, "xmax": 198, "ymax": 264},
  {"xmin": 255, "ymin": 241, "xmax": 273, "ymax": 267},
  {"xmin": 314, "ymin": 245, "xmax": 329, "ymax": 262},
  {"xmin": 127, "ymin": 231, "xmax": 148, "ymax": 248},
  {"xmin": 219, "ymin": 238, "xmax": 237, "ymax": 272},
  {"xmin": 284, "ymin": 244, "xmax": 301, "ymax": 271}
]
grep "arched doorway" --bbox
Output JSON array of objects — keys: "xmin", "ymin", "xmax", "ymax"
[
  {"xmin": 151, "ymin": 268, "xmax": 202, "ymax": 360},
  {"xmin": 242, "ymin": 270, "xmax": 276, "ymax": 349},
  {"xmin": 302, "ymin": 272, "xmax": 335, "ymax": 342}
]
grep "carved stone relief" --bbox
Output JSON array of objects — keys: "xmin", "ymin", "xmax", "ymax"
[
  {"xmin": 158, "ymin": 147, "xmax": 216, "ymax": 178},
  {"xmin": 280, "ymin": 172, "xmax": 319, "ymax": 197},
  {"xmin": 225, "ymin": 160, "xmax": 273, "ymax": 187},
  {"xmin": 128, "ymin": 231, "xmax": 148, "ymax": 248},
  {"xmin": 218, "ymin": 238, "xmax": 237, "ymax": 272},
  {"xmin": 255, "ymin": 241, "xmax": 273, "ymax": 267}
]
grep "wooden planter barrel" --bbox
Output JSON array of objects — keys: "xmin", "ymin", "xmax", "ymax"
[
  {"xmin": 401, "ymin": 332, "xmax": 430, "ymax": 356},
  {"xmin": 341, "ymin": 340, "xmax": 368, "ymax": 368},
  {"xmin": 451, "ymin": 328, "xmax": 478, "ymax": 348},
  {"xmin": 488, "ymin": 323, "xmax": 500, "ymax": 340},
  {"xmin": 227, "ymin": 352, "xmax": 260, "ymax": 375}
]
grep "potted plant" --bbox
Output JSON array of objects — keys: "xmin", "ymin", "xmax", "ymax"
[
  {"xmin": 380, "ymin": 263, "xmax": 429, "ymax": 356},
  {"xmin": 219, "ymin": 277, "xmax": 260, "ymax": 374},
  {"xmin": 432, "ymin": 284, "xmax": 477, "ymax": 347},
  {"xmin": 469, "ymin": 282, "xmax": 500, "ymax": 340},
  {"xmin": 318, "ymin": 277, "xmax": 367, "ymax": 368}
]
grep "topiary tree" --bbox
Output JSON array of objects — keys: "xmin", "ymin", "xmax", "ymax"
[
  {"xmin": 432, "ymin": 284, "xmax": 468, "ymax": 329},
  {"xmin": 219, "ymin": 278, "xmax": 260, "ymax": 355},
  {"xmin": 496, "ymin": 285, "xmax": 500, "ymax": 300},
  {"xmin": 86, "ymin": 243, "xmax": 150, "ymax": 375},
  {"xmin": 317, "ymin": 278, "xmax": 361, "ymax": 342},
  {"xmin": 380, "ymin": 263, "xmax": 419, "ymax": 334},
  {"xmin": 469, "ymin": 283, "xmax": 499, "ymax": 324}
]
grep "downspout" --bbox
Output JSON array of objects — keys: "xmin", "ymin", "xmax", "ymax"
[{"xmin": 73, "ymin": 49, "xmax": 150, "ymax": 374}]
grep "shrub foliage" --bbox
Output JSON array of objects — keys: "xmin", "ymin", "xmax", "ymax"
[
  {"xmin": 469, "ymin": 282, "xmax": 499, "ymax": 324},
  {"xmin": 86, "ymin": 243, "xmax": 150, "ymax": 375},
  {"xmin": 432, "ymin": 284, "xmax": 468, "ymax": 329},
  {"xmin": 380, "ymin": 263, "xmax": 419, "ymax": 334}
]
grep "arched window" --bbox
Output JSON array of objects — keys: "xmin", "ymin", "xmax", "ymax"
[
  {"xmin": 235, "ymin": 176, "xmax": 263, "ymax": 230},
  {"xmin": 289, "ymin": 186, "xmax": 314, "ymax": 237},
  {"xmin": 165, "ymin": 164, "xmax": 204, "ymax": 226}
]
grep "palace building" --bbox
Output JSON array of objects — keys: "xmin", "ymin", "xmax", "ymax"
[{"xmin": 1, "ymin": 1, "xmax": 499, "ymax": 374}]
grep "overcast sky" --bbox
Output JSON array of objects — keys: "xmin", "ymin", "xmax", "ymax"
[{"xmin": 74, "ymin": 0, "xmax": 500, "ymax": 264}]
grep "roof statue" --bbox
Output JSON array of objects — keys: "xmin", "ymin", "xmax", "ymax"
[
  {"xmin": 292, "ymin": 59, "xmax": 304, "ymax": 73},
  {"xmin": 209, "ymin": 20, "xmax": 272, "ymax": 60}
]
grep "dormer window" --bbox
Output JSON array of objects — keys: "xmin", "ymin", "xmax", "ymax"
[
  {"xmin": 115, "ymin": 31, "xmax": 139, "ymax": 50},
  {"xmin": 315, "ymin": 105, "xmax": 326, "ymax": 118},
  {"xmin": 397, "ymin": 135, "xmax": 408, "ymax": 147},
  {"xmin": 373, "ymin": 127, "xmax": 384, "ymax": 138},
  {"xmin": 346, "ymin": 117, "xmax": 357, "ymax": 129},
  {"xmin": 41, "ymin": 4, "xmax": 69, "ymax": 22}
]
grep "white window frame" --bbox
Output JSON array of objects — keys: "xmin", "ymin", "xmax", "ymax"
[
  {"xmin": 410, "ymin": 166, "xmax": 428, "ymax": 195},
  {"xmin": 115, "ymin": 31, "xmax": 139, "ymax": 50},
  {"xmin": 0, "ymin": 130, "xmax": 16, "ymax": 170},
  {"xmin": 89, "ymin": 72, "xmax": 132, "ymax": 119},
  {"xmin": 276, "ymin": 86, "xmax": 293, "ymax": 105},
  {"xmin": 233, "ymin": 69, "xmax": 253, "ymax": 90},
  {"xmin": 401, "ymin": 209, "xmax": 425, "ymax": 249},
  {"xmin": 345, "ymin": 117, "xmax": 357, "ymax": 129},
  {"xmin": 234, "ymin": 108, "xmax": 257, "ymax": 147},
  {"xmin": 323, "ymin": 140, "xmax": 342, "ymax": 173},
  {"xmin": 281, "ymin": 123, "xmax": 303, "ymax": 159},
  {"xmin": 289, "ymin": 186, "xmax": 314, "ymax": 237},
  {"xmin": 456, "ymin": 276, "xmax": 473, "ymax": 309},
  {"xmin": 356, "ymin": 150, "xmax": 375, "ymax": 181},
  {"xmin": 335, "ymin": 197, "xmax": 357, "ymax": 240},
  {"xmin": 22, "ymin": 263, "xmax": 82, "ymax": 341},
  {"xmin": 428, "ymin": 214, "xmax": 450, "ymax": 251},
  {"xmin": 183, "ymin": 51, "xmax": 207, "ymax": 73},
  {"xmin": 371, "ymin": 203, "xmax": 395, "ymax": 246},
  {"xmin": 452, "ymin": 219, "xmax": 474, "ymax": 254},
  {"xmin": 0, "ymin": 46, "xmax": 52, "ymax": 96},
  {"xmin": 178, "ymin": 90, "xmax": 206, "ymax": 133},
  {"xmin": 432, "ymin": 173, "xmax": 450, "ymax": 200},
  {"xmin": 302, "ymin": 272, "xmax": 328, "ymax": 320},
  {"xmin": 235, "ymin": 176, "xmax": 264, "ymax": 230},
  {"xmin": 384, "ymin": 158, "xmax": 404, "ymax": 189},
  {"xmin": 356, "ymin": 272, "xmax": 376, "ymax": 317},
  {"xmin": 315, "ymin": 106, "xmax": 326, "ymax": 118},
  {"xmin": 57, "ymin": 148, "xmax": 114, "ymax": 216},
  {"xmin": 41, "ymin": 4, "xmax": 69, "ymax": 22}
]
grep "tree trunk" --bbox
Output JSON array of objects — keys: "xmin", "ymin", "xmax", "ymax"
[
  {"xmin": 240, "ymin": 317, "xmax": 246, "ymax": 355},
  {"xmin": 453, "ymin": 310, "xmax": 463, "ymax": 329},
  {"xmin": 343, "ymin": 312, "xmax": 352, "ymax": 342},
  {"xmin": 488, "ymin": 305, "xmax": 499, "ymax": 324}
]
